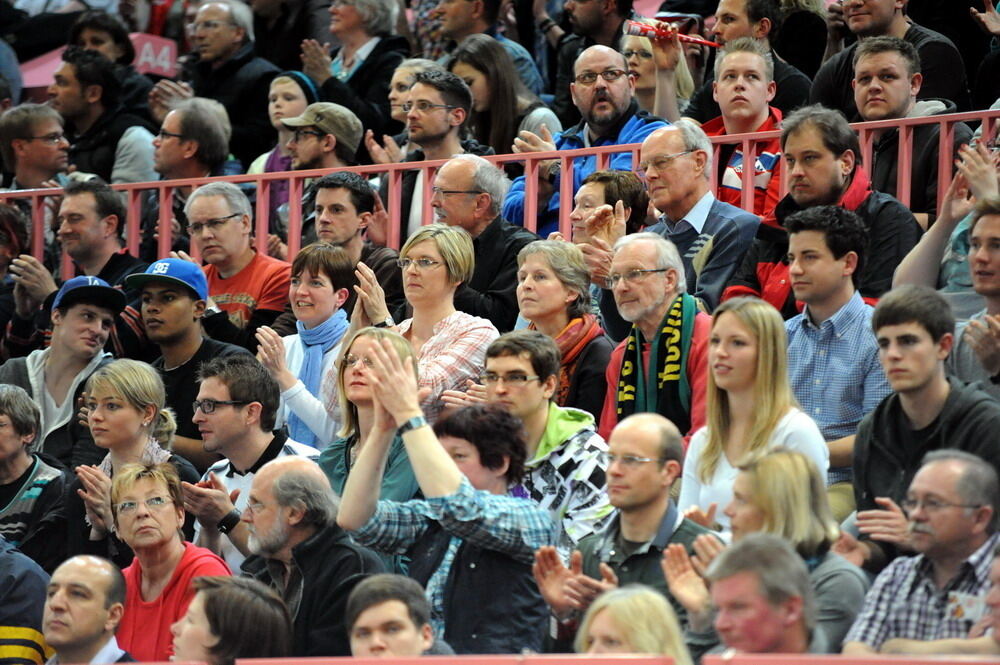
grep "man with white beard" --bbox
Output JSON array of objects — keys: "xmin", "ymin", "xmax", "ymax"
[{"xmin": 239, "ymin": 456, "xmax": 385, "ymax": 657}]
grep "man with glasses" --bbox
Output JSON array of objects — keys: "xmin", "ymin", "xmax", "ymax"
[
  {"xmin": 183, "ymin": 355, "xmax": 317, "ymax": 571},
  {"xmin": 180, "ymin": 181, "xmax": 291, "ymax": 353},
  {"xmin": 149, "ymin": 0, "xmax": 279, "ymax": 166},
  {"xmin": 843, "ymin": 449, "xmax": 999, "ymax": 654},
  {"xmin": 534, "ymin": 412, "xmax": 717, "ymax": 646},
  {"xmin": 503, "ymin": 45, "xmax": 667, "ymax": 237},
  {"xmin": 840, "ymin": 286, "xmax": 1000, "ymax": 577},
  {"xmin": 140, "ymin": 97, "xmax": 231, "ymax": 262},
  {"xmin": 596, "ymin": 232, "xmax": 710, "ymax": 441},
  {"xmin": 380, "ymin": 69, "xmax": 491, "ymax": 243},
  {"xmin": 0, "ymin": 103, "xmax": 69, "ymax": 194},
  {"xmin": 125, "ymin": 258, "xmax": 249, "ymax": 472},
  {"xmin": 242, "ymin": 455, "xmax": 383, "ymax": 657},
  {"xmin": 430, "ymin": 154, "xmax": 537, "ymax": 332},
  {"xmin": 48, "ymin": 46, "xmax": 157, "ymax": 184},
  {"xmin": 480, "ymin": 330, "xmax": 611, "ymax": 558}
]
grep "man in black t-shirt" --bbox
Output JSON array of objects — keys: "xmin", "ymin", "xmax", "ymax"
[{"xmin": 125, "ymin": 258, "xmax": 248, "ymax": 472}]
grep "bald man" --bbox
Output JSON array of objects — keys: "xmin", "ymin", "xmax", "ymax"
[
  {"xmin": 43, "ymin": 556, "xmax": 132, "ymax": 665},
  {"xmin": 240, "ymin": 457, "xmax": 384, "ymax": 657}
]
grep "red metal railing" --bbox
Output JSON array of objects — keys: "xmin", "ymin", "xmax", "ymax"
[{"xmin": 2, "ymin": 110, "xmax": 997, "ymax": 269}]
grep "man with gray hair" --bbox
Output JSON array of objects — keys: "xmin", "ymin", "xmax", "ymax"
[
  {"xmin": 596, "ymin": 232, "xmax": 710, "ymax": 440},
  {"xmin": 149, "ymin": 0, "xmax": 279, "ymax": 166},
  {"xmin": 240, "ymin": 456, "xmax": 384, "ymax": 657},
  {"xmin": 590, "ymin": 120, "xmax": 758, "ymax": 341},
  {"xmin": 141, "ymin": 97, "xmax": 231, "ymax": 262},
  {"xmin": 431, "ymin": 153, "xmax": 538, "ymax": 331},
  {"xmin": 843, "ymin": 450, "xmax": 999, "ymax": 655},
  {"xmin": 179, "ymin": 181, "xmax": 291, "ymax": 352},
  {"xmin": 702, "ymin": 533, "xmax": 820, "ymax": 655}
]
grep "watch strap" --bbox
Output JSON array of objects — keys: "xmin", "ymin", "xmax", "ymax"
[
  {"xmin": 397, "ymin": 415, "xmax": 428, "ymax": 436},
  {"xmin": 216, "ymin": 508, "xmax": 241, "ymax": 534}
]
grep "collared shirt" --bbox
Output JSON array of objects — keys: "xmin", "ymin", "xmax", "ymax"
[
  {"xmin": 844, "ymin": 532, "xmax": 1000, "ymax": 649},
  {"xmin": 352, "ymin": 478, "xmax": 555, "ymax": 637},
  {"xmin": 330, "ymin": 36, "xmax": 380, "ymax": 80},
  {"xmin": 786, "ymin": 291, "xmax": 891, "ymax": 484},
  {"xmin": 663, "ymin": 190, "xmax": 714, "ymax": 236},
  {"xmin": 397, "ymin": 311, "xmax": 498, "ymax": 421},
  {"xmin": 47, "ymin": 635, "xmax": 126, "ymax": 665}
]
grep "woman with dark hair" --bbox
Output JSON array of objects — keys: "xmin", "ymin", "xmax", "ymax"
[
  {"xmin": 171, "ymin": 576, "xmax": 292, "ymax": 665},
  {"xmin": 69, "ymin": 11, "xmax": 153, "ymax": 121},
  {"xmin": 447, "ymin": 34, "xmax": 560, "ymax": 174},
  {"xmin": 300, "ymin": 0, "xmax": 410, "ymax": 162}
]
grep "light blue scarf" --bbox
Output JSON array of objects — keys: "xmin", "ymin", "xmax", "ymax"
[{"xmin": 288, "ymin": 309, "xmax": 348, "ymax": 446}]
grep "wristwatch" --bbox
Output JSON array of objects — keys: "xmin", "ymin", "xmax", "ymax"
[
  {"xmin": 373, "ymin": 315, "xmax": 394, "ymax": 328},
  {"xmin": 397, "ymin": 415, "xmax": 428, "ymax": 436},
  {"xmin": 216, "ymin": 509, "xmax": 241, "ymax": 534}
]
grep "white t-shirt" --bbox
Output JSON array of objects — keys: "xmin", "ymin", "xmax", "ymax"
[{"xmin": 678, "ymin": 408, "xmax": 829, "ymax": 535}]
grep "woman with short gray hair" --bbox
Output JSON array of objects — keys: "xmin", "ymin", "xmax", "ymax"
[
  {"xmin": 300, "ymin": 0, "xmax": 410, "ymax": 160},
  {"xmin": 516, "ymin": 241, "xmax": 614, "ymax": 425}
]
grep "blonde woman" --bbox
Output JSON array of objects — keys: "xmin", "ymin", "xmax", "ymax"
[
  {"xmin": 678, "ymin": 297, "xmax": 828, "ymax": 534},
  {"xmin": 348, "ymin": 223, "xmax": 499, "ymax": 421},
  {"xmin": 318, "ymin": 326, "xmax": 418, "ymax": 503},
  {"xmin": 665, "ymin": 449, "xmax": 868, "ymax": 652},
  {"xmin": 113, "ymin": 463, "xmax": 230, "ymax": 662},
  {"xmin": 623, "ymin": 27, "xmax": 694, "ymax": 114},
  {"xmin": 67, "ymin": 359, "xmax": 201, "ymax": 568},
  {"xmin": 575, "ymin": 586, "xmax": 693, "ymax": 664}
]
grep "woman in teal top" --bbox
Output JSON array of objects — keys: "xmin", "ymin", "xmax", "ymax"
[{"xmin": 319, "ymin": 327, "xmax": 419, "ymax": 504}]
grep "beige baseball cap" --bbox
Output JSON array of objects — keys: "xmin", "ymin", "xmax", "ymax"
[{"xmin": 281, "ymin": 102, "xmax": 363, "ymax": 156}]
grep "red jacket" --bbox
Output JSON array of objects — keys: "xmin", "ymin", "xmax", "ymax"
[{"xmin": 702, "ymin": 106, "xmax": 784, "ymax": 222}]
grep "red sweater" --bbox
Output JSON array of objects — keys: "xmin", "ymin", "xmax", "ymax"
[
  {"xmin": 118, "ymin": 542, "xmax": 231, "ymax": 662},
  {"xmin": 598, "ymin": 311, "xmax": 711, "ymax": 445}
]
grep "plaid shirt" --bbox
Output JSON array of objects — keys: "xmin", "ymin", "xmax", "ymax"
[
  {"xmin": 786, "ymin": 292, "xmax": 891, "ymax": 484},
  {"xmin": 844, "ymin": 532, "xmax": 1000, "ymax": 649},
  {"xmin": 397, "ymin": 311, "xmax": 498, "ymax": 422},
  {"xmin": 352, "ymin": 478, "xmax": 555, "ymax": 637}
]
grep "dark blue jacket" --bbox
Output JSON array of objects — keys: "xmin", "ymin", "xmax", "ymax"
[
  {"xmin": 0, "ymin": 538, "xmax": 49, "ymax": 665},
  {"xmin": 503, "ymin": 101, "xmax": 667, "ymax": 237}
]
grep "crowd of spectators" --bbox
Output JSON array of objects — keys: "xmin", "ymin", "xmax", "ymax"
[{"xmin": 0, "ymin": 0, "xmax": 999, "ymax": 662}]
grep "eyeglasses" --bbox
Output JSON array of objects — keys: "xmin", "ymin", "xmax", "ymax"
[
  {"xmin": 187, "ymin": 212, "xmax": 241, "ymax": 235},
  {"xmin": 600, "ymin": 452, "xmax": 665, "ymax": 468},
  {"xmin": 638, "ymin": 151, "xmax": 693, "ymax": 174},
  {"xmin": 479, "ymin": 372, "xmax": 540, "ymax": 385},
  {"xmin": 622, "ymin": 49, "xmax": 653, "ymax": 60},
  {"xmin": 157, "ymin": 128, "xmax": 184, "ymax": 140},
  {"xmin": 605, "ymin": 268, "xmax": 669, "ymax": 289},
  {"xmin": 341, "ymin": 354, "xmax": 374, "ymax": 369},
  {"xmin": 901, "ymin": 497, "xmax": 982, "ymax": 513},
  {"xmin": 245, "ymin": 499, "xmax": 267, "ymax": 515},
  {"xmin": 192, "ymin": 19, "xmax": 235, "ymax": 31},
  {"xmin": 192, "ymin": 398, "xmax": 250, "ymax": 414},
  {"xmin": 117, "ymin": 495, "xmax": 172, "ymax": 514},
  {"xmin": 25, "ymin": 132, "xmax": 66, "ymax": 145},
  {"xmin": 397, "ymin": 257, "xmax": 442, "ymax": 270},
  {"xmin": 402, "ymin": 100, "xmax": 458, "ymax": 113},
  {"xmin": 292, "ymin": 128, "xmax": 325, "ymax": 142},
  {"xmin": 574, "ymin": 69, "xmax": 629, "ymax": 85},
  {"xmin": 330, "ymin": 0, "xmax": 356, "ymax": 6},
  {"xmin": 431, "ymin": 187, "xmax": 482, "ymax": 198}
]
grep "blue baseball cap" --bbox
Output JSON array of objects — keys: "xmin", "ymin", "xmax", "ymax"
[
  {"xmin": 124, "ymin": 259, "xmax": 209, "ymax": 301},
  {"xmin": 52, "ymin": 276, "xmax": 127, "ymax": 313}
]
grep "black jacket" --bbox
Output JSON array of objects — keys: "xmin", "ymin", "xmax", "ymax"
[
  {"xmin": 455, "ymin": 216, "xmax": 539, "ymax": 333},
  {"xmin": 565, "ymin": 333, "xmax": 615, "ymax": 427},
  {"xmin": 408, "ymin": 521, "xmax": 547, "ymax": 654},
  {"xmin": 853, "ymin": 376, "xmax": 1000, "ymax": 567},
  {"xmin": 869, "ymin": 99, "xmax": 973, "ymax": 219},
  {"xmin": 319, "ymin": 35, "xmax": 410, "ymax": 163},
  {"xmin": 67, "ymin": 105, "xmax": 156, "ymax": 183},
  {"xmin": 242, "ymin": 524, "xmax": 385, "ymax": 657},
  {"xmin": 187, "ymin": 42, "xmax": 280, "ymax": 167}
]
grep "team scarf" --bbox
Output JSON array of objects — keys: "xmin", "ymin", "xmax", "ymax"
[
  {"xmin": 532, "ymin": 314, "xmax": 605, "ymax": 407},
  {"xmin": 616, "ymin": 293, "xmax": 696, "ymax": 433},
  {"xmin": 288, "ymin": 309, "xmax": 349, "ymax": 446}
]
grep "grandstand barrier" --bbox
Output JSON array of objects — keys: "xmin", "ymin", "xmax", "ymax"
[
  {"xmin": 239, "ymin": 656, "xmax": 676, "ymax": 665},
  {"xmin": 703, "ymin": 656, "xmax": 1000, "ymax": 664},
  {"xmin": 1, "ymin": 110, "xmax": 997, "ymax": 272}
]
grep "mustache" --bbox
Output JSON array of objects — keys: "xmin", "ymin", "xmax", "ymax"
[{"xmin": 909, "ymin": 522, "xmax": 933, "ymax": 535}]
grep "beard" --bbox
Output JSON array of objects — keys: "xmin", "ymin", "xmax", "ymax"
[{"xmin": 247, "ymin": 518, "xmax": 290, "ymax": 556}]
